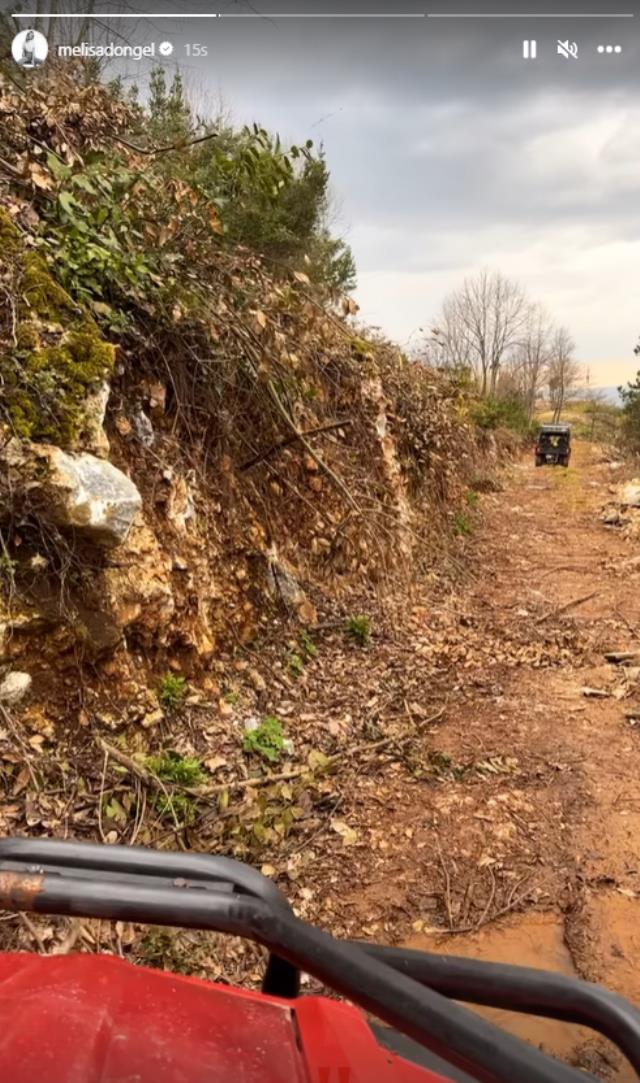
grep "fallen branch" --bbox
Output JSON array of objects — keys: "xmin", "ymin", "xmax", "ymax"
[
  {"xmin": 535, "ymin": 590, "xmax": 598, "ymax": 626},
  {"xmin": 266, "ymin": 378, "xmax": 360, "ymax": 512},
  {"xmin": 615, "ymin": 609, "xmax": 640, "ymax": 643},
  {"xmin": 436, "ymin": 836, "xmax": 454, "ymax": 931},
  {"xmin": 239, "ymin": 418, "xmax": 352, "ymax": 472},
  {"xmin": 445, "ymin": 876, "xmax": 532, "ymax": 936},
  {"xmin": 96, "ymin": 708, "xmax": 445, "ymax": 801}
]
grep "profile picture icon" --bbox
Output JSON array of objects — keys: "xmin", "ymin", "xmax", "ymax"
[{"xmin": 11, "ymin": 29, "xmax": 48, "ymax": 69}]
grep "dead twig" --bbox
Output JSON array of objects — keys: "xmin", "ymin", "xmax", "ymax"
[
  {"xmin": 95, "ymin": 737, "xmax": 183, "ymax": 835},
  {"xmin": 19, "ymin": 912, "xmax": 46, "ymax": 953},
  {"xmin": 446, "ymin": 876, "xmax": 533, "ymax": 935},
  {"xmin": 615, "ymin": 609, "xmax": 640, "ymax": 643},
  {"xmin": 535, "ymin": 590, "xmax": 598, "ymax": 626},
  {"xmin": 50, "ymin": 920, "xmax": 82, "ymax": 956},
  {"xmin": 472, "ymin": 865, "xmax": 497, "ymax": 932},
  {"xmin": 239, "ymin": 418, "xmax": 352, "ymax": 472},
  {"xmin": 266, "ymin": 377, "xmax": 360, "ymax": 512},
  {"xmin": 97, "ymin": 746, "xmax": 109, "ymax": 843},
  {"xmin": 436, "ymin": 836, "xmax": 454, "ymax": 931},
  {"xmin": 112, "ymin": 130, "xmax": 218, "ymax": 157}
]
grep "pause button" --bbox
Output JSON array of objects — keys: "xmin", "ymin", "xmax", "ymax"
[{"xmin": 522, "ymin": 39, "xmax": 537, "ymax": 59}]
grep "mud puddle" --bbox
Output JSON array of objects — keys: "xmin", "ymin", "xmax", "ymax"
[{"xmin": 406, "ymin": 912, "xmax": 586, "ymax": 1062}]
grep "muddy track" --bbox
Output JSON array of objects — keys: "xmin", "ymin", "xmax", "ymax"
[
  {"xmin": 291, "ymin": 440, "xmax": 639, "ymax": 1076},
  {"xmin": 7, "ymin": 439, "xmax": 638, "ymax": 1077},
  {"xmin": 398, "ymin": 442, "xmax": 640, "ymax": 1078}
]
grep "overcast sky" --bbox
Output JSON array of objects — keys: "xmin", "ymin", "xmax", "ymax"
[{"xmin": 21, "ymin": 0, "xmax": 640, "ymax": 385}]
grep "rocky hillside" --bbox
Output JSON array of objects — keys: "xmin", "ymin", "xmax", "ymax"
[{"xmin": 0, "ymin": 69, "xmax": 504, "ymax": 962}]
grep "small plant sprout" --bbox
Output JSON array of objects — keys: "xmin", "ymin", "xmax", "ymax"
[
  {"xmin": 346, "ymin": 615, "xmax": 372, "ymax": 646},
  {"xmin": 145, "ymin": 750, "xmax": 205, "ymax": 786},
  {"xmin": 0, "ymin": 552, "xmax": 17, "ymax": 581},
  {"xmin": 158, "ymin": 673, "xmax": 187, "ymax": 711},
  {"xmin": 299, "ymin": 630, "xmax": 317, "ymax": 658},
  {"xmin": 288, "ymin": 652, "xmax": 305, "ymax": 678},
  {"xmin": 453, "ymin": 512, "xmax": 473, "ymax": 537},
  {"xmin": 243, "ymin": 715, "xmax": 285, "ymax": 763}
]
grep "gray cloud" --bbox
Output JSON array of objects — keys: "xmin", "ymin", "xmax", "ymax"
[{"xmin": 41, "ymin": 0, "xmax": 639, "ymax": 380}]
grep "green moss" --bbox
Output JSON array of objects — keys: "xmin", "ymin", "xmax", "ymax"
[
  {"xmin": 349, "ymin": 336, "xmax": 374, "ymax": 362},
  {"xmin": 15, "ymin": 325, "xmax": 39, "ymax": 351},
  {"xmin": 0, "ymin": 216, "xmax": 115, "ymax": 447},
  {"xmin": 4, "ymin": 330, "xmax": 115, "ymax": 445},
  {"xmin": 21, "ymin": 254, "xmax": 82, "ymax": 324},
  {"xmin": 0, "ymin": 210, "xmax": 21, "ymax": 257}
]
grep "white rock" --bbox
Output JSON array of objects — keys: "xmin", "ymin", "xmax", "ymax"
[
  {"xmin": 619, "ymin": 481, "xmax": 640, "ymax": 508},
  {"xmin": 132, "ymin": 408, "xmax": 154, "ymax": 448},
  {"xmin": 45, "ymin": 447, "xmax": 141, "ymax": 548},
  {"xmin": 0, "ymin": 671, "xmax": 32, "ymax": 706},
  {"xmin": 82, "ymin": 380, "xmax": 111, "ymax": 458}
]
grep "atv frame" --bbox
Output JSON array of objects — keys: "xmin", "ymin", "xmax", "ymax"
[{"xmin": 0, "ymin": 837, "xmax": 639, "ymax": 1083}]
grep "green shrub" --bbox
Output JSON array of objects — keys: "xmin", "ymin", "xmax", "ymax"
[
  {"xmin": 472, "ymin": 396, "xmax": 533, "ymax": 437},
  {"xmin": 243, "ymin": 716, "xmax": 285, "ymax": 763},
  {"xmin": 146, "ymin": 750, "xmax": 204, "ymax": 786},
  {"xmin": 158, "ymin": 673, "xmax": 187, "ymax": 711},
  {"xmin": 153, "ymin": 792, "xmax": 198, "ymax": 826},
  {"xmin": 346, "ymin": 615, "xmax": 372, "ymax": 646},
  {"xmin": 620, "ymin": 368, "xmax": 640, "ymax": 452},
  {"xmin": 464, "ymin": 489, "xmax": 479, "ymax": 507},
  {"xmin": 453, "ymin": 512, "xmax": 473, "ymax": 537}
]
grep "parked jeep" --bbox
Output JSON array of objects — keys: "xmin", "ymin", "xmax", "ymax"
[{"xmin": 535, "ymin": 423, "xmax": 571, "ymax": 467}]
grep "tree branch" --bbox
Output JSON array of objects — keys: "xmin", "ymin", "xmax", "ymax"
[
  {"xmin": 239, "ymin": 418, "xmax": 352, "ymax": 471},
  {"xmin": 111, "ymin": 130, "xmax": 218, "ymax": 157}
]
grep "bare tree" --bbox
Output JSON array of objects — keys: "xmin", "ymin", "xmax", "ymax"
[
  {"xmin": 506, "ymin": 304, "xmax": 554, "ymax": 420},
  {"xmin": 548, "ymin": 327, "xmax": 580, "ymax": 422},
  {"xmin": 432, "ymin": 269, "xmax": 529, "ymax": 395}
]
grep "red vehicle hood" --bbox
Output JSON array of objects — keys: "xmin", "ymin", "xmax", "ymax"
[{"xmin": 0, "ymin": 953, "xmax": 445, "ymax": 1083}]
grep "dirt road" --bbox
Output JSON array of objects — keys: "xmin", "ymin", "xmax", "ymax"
[
  {"xmin": 294, "ymin": 440, "xmax": 640, "ymax": 1077},
  {"xmin": 17, "ymin": 438, "xmax": 636, "ymax": 1076},
  {"xmin": 402, "ymin": 442, "xmax": 640, "ymax": 1077}
]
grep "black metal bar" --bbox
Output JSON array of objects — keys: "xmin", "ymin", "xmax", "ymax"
[
  {"xmin": 0, "ymin": 838, "xmax": 286, "ymax": 906},
  {"xmin": 0, "ymin": 838, "xmax": 299, "ymax": 998},
  {"xmin": 0, "ymin": 866, "xmax": 589, "ymax": 1083},
  {"xmin": 357, "ymin": 942, "xmax": 640, "ymax": 1076}
]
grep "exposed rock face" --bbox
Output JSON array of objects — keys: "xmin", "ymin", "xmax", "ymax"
[
  {"xmin": 103, "ymin": 522, "xmax": 175, "ymax": 639},
  {"xmin": 266, "ymin": 545, "xmax": 317, "ymax": 625},
  {"xmin": 37, "ymin": 446, "xmax": 141, "ymax": 548},
  {"xmin": 361, "ymin": 376, "xmax": 413, "ymax": 554},
  {"xmin": 82, "ymin": 380, "xmax": 111, "ymax": 458}
]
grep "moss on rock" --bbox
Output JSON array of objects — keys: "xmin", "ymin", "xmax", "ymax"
[
  {"xmin": 0, "ymin": 211, "xmax": 21, "ymax": 257},
  {"xmin": 0, "ymin": 210, "xmax": 115, "ymax": 448}
]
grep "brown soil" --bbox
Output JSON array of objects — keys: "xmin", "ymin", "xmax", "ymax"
[
  {"xmin": 289, "ymin": 440, "xmax": 640, "ymax": 1077},
  {"xmin": 5, "ymin": 440, "xmax": 640, "ymax": 1078}
]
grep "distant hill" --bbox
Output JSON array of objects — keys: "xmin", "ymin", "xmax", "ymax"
[{"xmin": 594, "ymin": 386, "xmax": 622, "ymax": 406}]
